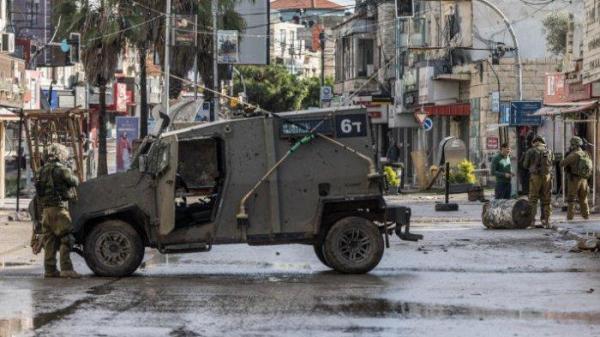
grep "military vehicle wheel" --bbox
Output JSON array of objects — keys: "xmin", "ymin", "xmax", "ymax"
[
  {"xmin": 313, "ymin": 242, "xmax": 331, "ymax": 268},
  {"xmin": 323, "ymin": 216, "xmax": 384, "ymax": 274},
  {"xmin": 84, "ymin": 219, "xmax": 144, "ymax": 277}
]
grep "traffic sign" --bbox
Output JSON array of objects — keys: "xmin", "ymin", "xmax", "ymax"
[
  {"xmin": 320, "ymin": 86, "xmax": 333, "ymax": 102},
  {"xmin": 510, "ymin": 101, "xmax": 542, "ymax": 126},
  {"xmin": 414, "ymin": 112, "xmax": 427, "ymax": 125},
  {"xmin": 423, "ymin": 117, "xmax": 433, "ymax": 131}
]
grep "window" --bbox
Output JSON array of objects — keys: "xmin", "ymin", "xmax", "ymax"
[
  {"xmin": 343, "ymin": 37, "xmax": 352, "ymax": 81},
  {"xmin": 175, "ymin": 138, "xmax": 225, "ymax": 228},
  {"xmin": 356, "ymin": 39, "xmax": 374, "ymax": 77},
  {"xmin": 289, "ymin": 30, "xmax": 295, "ymax": 56},
  {"xmin": 279, "ymin": 29, "xmax": 286, "ymax": 47}
]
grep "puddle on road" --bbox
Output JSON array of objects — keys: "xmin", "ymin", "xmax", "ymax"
[
  {"xmin": 314, "ymin": 297, "xmax": 600, "ymax": 324},
  {"xmin": 31, "ymin": 279, "xmax": 120, "ymax": 332}
]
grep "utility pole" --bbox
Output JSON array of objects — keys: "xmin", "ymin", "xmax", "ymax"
[
  {"xmin": 475, "ymin": 0, "xmax": 522, "ymax": 100},
  {"xmin": 319, "ymin": 30, "xmax": 325, "ymax": 86},
  {"xmin": 212, "ymin": 0, "xmax": 219, "ymax": 121},
  {"xmin": 164, "ymin": 0, "xmax": 171, "ymax": 118},
  {"xmin": 193, "ymin": 14, "xmax": 198, "ymax": 101}
]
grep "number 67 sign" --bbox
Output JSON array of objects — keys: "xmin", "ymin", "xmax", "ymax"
[{"xmin": 335, "ymin": 114, "xmax": 368, "ymax": 138}]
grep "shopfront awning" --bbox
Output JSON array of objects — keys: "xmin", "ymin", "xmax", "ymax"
[
  {"xmin": 423, "ymin": 102, "xmax": 470, "ymax": 116},
  {"xmin": 0, "ymin": 108, "xmax": 19, "ymax": 121},
  {"xmin": 533, "ymin": 101, "xmax": 598, "ymax": 116}
]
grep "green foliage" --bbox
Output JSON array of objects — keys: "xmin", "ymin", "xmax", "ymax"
[
  {"xmin": 448, "ymin": 159, "xmax": 477, "ymax": 184},
  {"xmin": 384, "ymin": 166, "xmax": 400, "ymax": 187},
  {"xmin": 301, "ymin": 76, "xmax": 335, "ymax": 109},
  {"xmin": 542, "ymin": 12, "xmax": 569, "ymax": 56},
  {"xmin": 55, "ymin": 0, "xmax": 132, "ymax": 86},
  {"xmin": 234, "ymin": 65, "xmax": 334, "ymax": 112}
]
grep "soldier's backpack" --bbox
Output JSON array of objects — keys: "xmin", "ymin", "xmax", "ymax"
[
  {"xmin": 576, "ymin": 151, "xmax": 593, "ymax": 178},
  {"xmin": 34, "ymin": 162, "xmax": 75, "ymax": 202},
  {"xmin": 532, "ymin": 147, "xmax": 553, "ymax": 175}
]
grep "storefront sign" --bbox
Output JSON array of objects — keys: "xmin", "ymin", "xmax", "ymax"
[
  {"xmin": 115, "ymin": 83, "xmax": 127, "ymax": 113},
  {"xmin": 217, "ymin": 30, "xmax": 239, "ymax": 64},
  {"xmin": 491, "ymin": 91, "xmax": 500, "ymax": 113},
  {"xmin": 566, "ymin": 81, "xmax": 592, "ymax": 101},
  {"xmin": 172, "ymin": 15, "xmax": 196, "ymax": 47},
  {"xmin": 499, "ymin": 101, "xmax": 511, "ymax": 124},
  {"xmin": 486, "ymin": 136, "xmax": 499, "ymax": 150},
  {"xmin": 583, "ymin": 0, "xmax": 600, "ymax": 84},
  {"xmin": 592, "ymin": 81, "xmax": 600, "ymax": 97},
  {"xmin": 0, "ymin": 55, "xmax": 24, "ymax": 108},
  {"xmin": 544, "ymin": 73, "xmax": 566, "ymax": 103},
  {"xmin": 75, "ymin": 86, "xmax": 87, "ymax": 109},
  {"xmin": 115, "ymin": 117, "xmax": 139, "ymax": 172},
  {"xmin": 24, "ymin": 70, "xmax": 40, "ymax": 110},
  {"xmin": 510, "ymin": 101, "xmax": 542, "ymax": 126}
]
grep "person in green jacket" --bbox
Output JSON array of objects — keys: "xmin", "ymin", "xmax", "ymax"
[{"xmin": 491, "ymin": 143, "xmax": 514, "ymax": 199}]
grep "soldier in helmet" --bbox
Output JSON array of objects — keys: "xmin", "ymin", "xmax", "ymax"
[
  {"xmin": 35, "ymin": 143, "xmax": 80, "ymax": 278},
  {"xmin": 560, "ymin": 136, "xmax": 592, "ymax": 220},
  {"xmin": 522, "ymin": 135, "xmax": 554, "ymax": 228}
]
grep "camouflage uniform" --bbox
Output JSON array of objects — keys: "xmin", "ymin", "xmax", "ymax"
[
  {"xmin": 36, "ymin": 144, "xmax": 79, "ymax": 278},
  {"xmin": 522, "ymin": 136, "xmax": 554, "ymax": 228},
  {"xmin": 560, "ymin": 137, "xmax": 590, "ymax": 220}
]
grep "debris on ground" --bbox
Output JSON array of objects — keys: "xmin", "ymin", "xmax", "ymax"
[{"xmin": 576, "ymin": 237, "xmax": 600, "ymax": 251}]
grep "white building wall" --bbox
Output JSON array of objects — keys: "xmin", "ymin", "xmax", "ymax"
[{"xmin": 471, "ymin": 0, "xmax": 584, "ymax": 60}]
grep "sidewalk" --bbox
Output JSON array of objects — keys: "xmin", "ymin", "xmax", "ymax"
[
  {"xmin": 0, "ymin": 221, "xmax": 41, "ymax": 269},
  {"xmin": 0, "ymin": 198, "xmax": 31, "ymax": 212},
  {"xmin": 387, "ymin": 194, "xmax": 600, "ymax": 244}
]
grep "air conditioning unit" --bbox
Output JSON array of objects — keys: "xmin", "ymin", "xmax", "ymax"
[{"xmin": 1, "ymin": 32, "xmax": 15, "ymax": 53}]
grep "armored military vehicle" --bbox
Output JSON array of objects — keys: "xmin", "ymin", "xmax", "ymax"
[{"xmin": 34, "ymin": 106, "xmax": 421, "ymax": 276}]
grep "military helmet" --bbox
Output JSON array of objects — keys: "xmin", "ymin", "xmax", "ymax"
[
  {"xmin": 532, "ymin": 135, "xmax": 545, "ymax": 144},
  {"xmin": 570, "ymin": 136, "xmax": 583, "ymax": 147},
  {"xmin": 44, "ymin": 143, "xmax": 69, "ymax": 162}
]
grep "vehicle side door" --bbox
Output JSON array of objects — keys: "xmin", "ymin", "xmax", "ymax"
[{"xmin": 148, "ymin": 135, "xmax": 178, "ymax": 235}]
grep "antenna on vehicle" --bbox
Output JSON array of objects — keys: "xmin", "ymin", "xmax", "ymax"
[{"xmin": 157, "ymin": 111, "xmax": 171, "ymax": 138}]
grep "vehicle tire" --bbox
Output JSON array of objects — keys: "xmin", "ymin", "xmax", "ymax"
[
  {"xmin": 323, "ymin": 216, "xmax": 384, "ymax": 274},
  {"xmin": 84, "ymin": 219, "xmax": 145, "ymax": 277},
  {"xmin": 313, "ymin": 241, "xmax": 331, "ymax": 268},
  {"xmin": 435, "ymin": 202, "xmax": 459, "ymax": 211}
]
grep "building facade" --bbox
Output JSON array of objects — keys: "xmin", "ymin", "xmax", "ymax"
[
  {"xmin": 270, "ymin": 0, "xmax": 347, "ymax": 78},
  {"xmin": 333, "ymin": 0, "xmax": 583, "ymax": 188}
]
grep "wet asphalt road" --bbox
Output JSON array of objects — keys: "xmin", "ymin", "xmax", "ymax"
[{"xmin": 1, "ymin": 221, "xmax": 600, "ymax": 337}]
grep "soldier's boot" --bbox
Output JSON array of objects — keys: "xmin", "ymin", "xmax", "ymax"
[
  {"xmin": 43, "ymin": 235, "xmax": 60, "ymax": 277},
  {"xmin": 580, "ymin": 197, "xmax": 590, "ymax": 220},
  {"xmin": 567, "ymin": 203, "xmax": 575, "ymax": 221},
  {"xmin": 542, "ymin": 219, "xmax": 552, "ymax": 229},
  {"xmin": 59, "ymin": 234, "xmax": 75, "ymax": 273},
  {"xmin": 60, "ymin": 270, "xmax": 81, "ymax": 278}
]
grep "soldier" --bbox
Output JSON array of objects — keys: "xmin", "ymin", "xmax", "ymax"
[
  {"xmin": 560, "ymin": 136, "xmax": 591, "ymax": 220},
  {"xmin": 36, "ymin": 143, "xmax": 80, "ymax": 278},
  {"xmin": 522, "ymin": 135, "xmax": 554, "ymax": 228}
]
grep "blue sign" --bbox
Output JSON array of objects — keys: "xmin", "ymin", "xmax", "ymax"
[
  {"xmin": 280, "ymin": 119, "xmax": 333, "ymax": 137},
  {"xmin": 423, "ymin": 117, "xmax": 433, "ymax": 131},
  {"xmin": 115, "ymin": 117, "xmax": 140, "ymax": 173},
  {"xmin": 41, "ymin": 89, "xmax": 59, "ymax": 109},
  {"xmin": 60, "ymin": 39, "xmax": 71, "ymax": 53},
  {"xmin": 510, "ymin": 101, "xmax": 542, "ymax": 126},
  {"xmin": 499, "ymin": 101, "xmax": 511, "ymax": 124}
]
